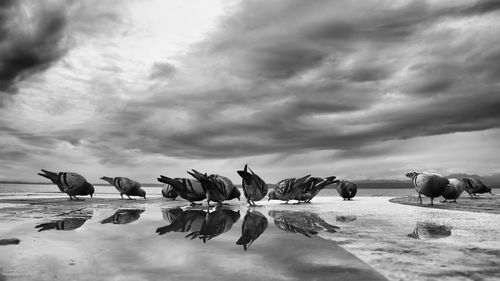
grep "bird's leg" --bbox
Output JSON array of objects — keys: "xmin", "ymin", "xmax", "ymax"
[
  {"xmin": 430, "ymin": 197, "xmax": 434, "ymax": 206},
  {"xmin": 127, "ymin": 195, "xmax": 135, "ymax": 200},
  {"xmin": 120, "ymin": 194, "xmax": 124, "ymax": 199},
  {"xmin": 247, "ymin": 199, "xmax": 251, "ymax": 206},
  {"xmin": 451, "ymin": 199, "xmax": 457, "ymax": 203},
  {"xmin": 418, "ymin": 194, "xmax": 422, "ymax": 204},
  {"xmin": 68, "ymin": 195, "xmax": 73, "ymax": 200}
]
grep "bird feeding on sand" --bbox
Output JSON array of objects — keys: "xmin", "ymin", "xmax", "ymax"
[
  {"xmin": 335, "ymin": 180, "xmax": 357, "ymax": 200},
  {"xmin": 157, "ymin": 175, "xmax": 206, "ymax": 205},
  {"xmin": 462, "ymin": 178, "xmax": 493, "ymax": 197},
  {"xmin": 100, "ymin": 176, "xmax": 146, "ymax": 200},
  {"xmin": 237, "ymin": 164, "xmax": 269, "ymax": 206},
  {"xmin": 405, "ymin": 172, "xmax": 448, "ymax": 205},
  {"xmin": 187, "ymin": 169, "xmax": 241, "ymax": 206},
  {"xmin": 38, "ymin": 169, "xmax": 94, "ymax": 200},
  {"xmin": 268, "ymin": 175, "xmax": 311, "ymax": 204},
  {"xmin": 296, "ymin": 176, "xmax": 339, "ymax": 203}
]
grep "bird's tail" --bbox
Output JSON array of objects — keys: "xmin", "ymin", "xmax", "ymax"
[
  {"xmin": 157, "ymin": 175, "xmax": 177, "ymax": 186},
  {"xmin": 237, "ymin": 169, "xmax": 253, "ymax": 185},
  {"xmin": 100, "ymin": 216, "xmax": 114, "ymax": 224},
  {"xmin": 38, "ymin": 169, "xmax": 58, "ymax": 183},
  {"xmin": 236, "ymin": 234, "xmax": 254, "ymax": 251}
]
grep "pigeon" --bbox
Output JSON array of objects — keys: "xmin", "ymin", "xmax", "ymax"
[
  {"xmin": 296, "ymin": 176, "xmax": 339, "ymax": 203},
  {"xmin": 161, "ymin": 184, "xmax": 179, "ymax": 200},
  {"xmin": 100, "ymin": 176, "xmax": 146, "ymax": 200},
  {"xmin": 405, "ymin": 172, "xmax": 448, "ymax": 205},
  {"xmin": 269, "ymin": 210, "xmax": 339, "ymax": 237},
  {"xmin": 335, "ymin": 180, "xmax": 358, "ymax": 200},
  {"xmin": 38, "ymin": 169, "xmax": 94, "ymax": 200},
  {"xmin": 157, "ymin": 176, "xmax": 206, "ymax": 204},
  {"xmin": 185, "ymin": 207, "xmax": 240, "ymax": 243},
  {"xmin": 441, "ymin": 178, "xmax": 466, "ymax": 203},
  {"xmin": 236, "ymin": 210, "xmax": 268, "ymax": 251},
  {"xmin": 407, "ymin": 221, "xmax": 452, "ymax": 240},
  {"xmin": 462, "ymin": 178, "xmax": 493, "ymax": 197},
  {"xmin": 100, "ymin": 209, "xmax": 145, "ymax": 225},
  {"xmin": 268, "ymin": 175, "xmax": 311, "ymax": 204},
  {"xmin": 156, "ymin": 208, "xmax": 207, "ymax": 235},
  {"xmin": 187, "ymin": 169, "xmax": 241, "ymax": 206},
  {"xmin": 237, "ymin": 164, "xmax": 269, "ymax": 206}
]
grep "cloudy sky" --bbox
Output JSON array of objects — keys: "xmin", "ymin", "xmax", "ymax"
[{"xmin": 1, "ymin": 0, "xmax": 500, "ymax": 183}]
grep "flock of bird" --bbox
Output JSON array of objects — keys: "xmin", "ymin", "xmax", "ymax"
[
  {"xmin": 37, "ymin": 167, "xmax": 493, "ymax": 206},
  {"xmin": 405, "ymin": 171, "xmax": 494, "ymax": 205},
  {"xmin": 37, "ymin": 165, "xmax": 357, "ymax": 205}
]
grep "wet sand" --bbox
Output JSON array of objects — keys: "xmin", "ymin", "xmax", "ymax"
[
  {"xmin": 390, "ymin": 194, "xmax": 500, "ymax": 214},
  {"xmin": 0, "ymin": 196, "xmax": 499, "ymax": 281}
]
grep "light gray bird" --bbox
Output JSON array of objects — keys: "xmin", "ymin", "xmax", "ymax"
[
  {"xmin": 236, "ymin": 210, "xmax": 268, "ymax": 251},
  {"xmin": 38, "ymin": 169, "xmax": 94, "ymax": 200},
  {"xmin": 157, "ymin": 176, "xmax": 206, "ymax": 204},
  {"xmin": 268, "ymin": 175, "xmax": 311, "ymax": 204},
  {"xmin": 187, "ymin": 170, "xmax": 240, "ymax": 206},
  {"xmin": 441, "ymin": 178, "xmax": 466, "ymax": 203},
  {"xmin": 100, "ymin": 176, "xmax": 146, "ymax": 200},
  {"xmin": 100, "ymin": 209, "xmax": 145, "ymax": 225},
  {"xmin": 462, "ymin": 178, "xmax": 493, "ymax": 197},
  {"xmin": 335, "ymin": 180, "xmax": 357, "ymax": 200},
  {"xmin": 405, "ymin": 172, "xmax": 448, "ymax": 205},
  {"xmin": 161, "ymin": 184, "xmax": 179, "ymax": 200},
  {"xmin": 237, "ymin": 164, "xmax": 268, "ymax": 206},
  {"xmin": 296, "ymin": 176, "xmax": 339, "ymax": 203},
  {"xmin": 407, "ymin": 221, "xmax": 452, "ymax": 240}
]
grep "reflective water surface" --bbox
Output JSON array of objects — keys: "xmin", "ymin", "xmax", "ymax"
[{"xmin": 0, "ymin": 203, "xmax": 387, "ymax": 281}]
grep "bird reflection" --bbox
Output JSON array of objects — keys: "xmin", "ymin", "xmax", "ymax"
[
  {"xmin": 100, "ymin": 209, "xmax": 145, "ymax": 225},
  {"xmin": 408, "ymin": 221, "xmax": 452, "ymax": 240},
  {"xmin": 268, "ymin": 210, "xmax": 339, "ymax": 237},
  {"xmin": 156, "ymin": 207, "xmax": 240, "ymax": 243},
  {"xmin": 236, "ymin": 209, "xmax": 268, "ymax": 251},
  {"xmin": 35, "ymin": 209, "xmax": 93, "ymax": 232}
]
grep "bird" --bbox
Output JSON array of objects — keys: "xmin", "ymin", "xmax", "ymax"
[
  {"xmin": 157, "ymin": 175, "xmax": 206, "ymax": 204},
  {"xmin": 187, "ymin": 169, "xmax": 241, "ymax": 206},
  {"xmin": 441, "ymin": 178, "xmax": 466, "ymax": 203},
  {"xmin": 100, "ymin": 176, "xmax": 146, "ymax": 200},
  {"xmin": 335, "ymin": 180, "xmax": 358, "ymax": 200},
  {"xmin": 407, "ymin": 221, "xmax": 452, "ymax": 240},
  {"xmin": 405, "ymin": 172, "xmax": 449, "ymax": 205},
  {"xmin": 296, "ymin": 176, "xmax": 339, "ymax": 203},
  {"xmin": 38, "ymin": 169, "xmax": 94, "ymax": 200},
  {"xmin": 100, "ymin": 209, "xmax": 145, "ymax": 225},
  {"xmin": 161, "ymin": 184, "xmax": 179, "ymax": 200},
  {"xmin": 185, "ymin": 207, "xmax": 240, "ymax": 243},
  {"xmin": 268, "ymin": 210, "xmax": 339, "ymax": 237},
  {"xmin": 237, "ymin": 164, "xmax": 268, "ymax": 206},
  {"xmin": 268, "ymin": 175, "xmax": 311, "ymax": 204},
  {"xmin": 156, "ymin": 208, "xmax": 207, "ymax": 235},
  {"xmin": 236, "ymin": 210, "xmax": 268, "ymax": 251},
  {"xmin": 462, "ymin": 178, "xmax": 493, "ymax": 197}
]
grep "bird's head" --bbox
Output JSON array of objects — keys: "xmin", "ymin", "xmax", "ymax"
[
  {"xmin": 405, "ymin": 172, "xmax": 418, "ymax": 179},
  {"xmin": 139, "ymin": 189, "xmax": 147, "ymax": 199}
]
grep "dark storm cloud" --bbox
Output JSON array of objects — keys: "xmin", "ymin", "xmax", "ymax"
[{"xmin": 0, "ymin": 1, "xmax": 68, "ymax": 93}]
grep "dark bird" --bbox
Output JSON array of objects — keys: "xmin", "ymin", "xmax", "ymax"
[
  {"xmin": 335, "ymin": 180, "xmax": 358, "ymax": 200},
  {"xmin": 462, "ymin": 177, "xmax": 493, "ymax": 197},
  {"xmin": 237, "ymin": 164, "xmax": 268, "ymax": 206},
  {"xmin": 161, "ymin": 184, "xmax": 179, "ymax": 199},
  {"xmin": 296, "ymin": 176, "xmax": 339, "ymax": 203},
  {"xmin": 236, "ymin": 210, "xmax": 268, "ymax": 251},
  {"xmin": 407, "ymin": 221, "xmax": 452, "ymax": 239},
  {"xmin": 35, "ymin": 210, "xmax": 93, "ymax": 232},
  {"xmin": 268, "ymin": 175, "xmax": 311, "ymax": 204},
  {"xmin": 38, "ymin": 169, "xmax": 94, "ymax": 200},
  {"xmin": 269, "ymin": 210, "xmax": 339, "ymax": 237},
  {"xmin": 157, "ymin": 175, "xmax": 206, "ymax": 204},
  {"xmin": 441, "ymin": 178, "xmax": 466, "ymax": 203},
  {"xmin": 185, "ymin": 207, "xmax": 240, "ymax": 243},
  {"xmin": 100, "ymin": 176, "xmax": 146, "ymax": 200},
  {"xmin": 187, "ymin": 169, "xmax": 241, "ymax": 206},
  {"xmin": 156, "ymin": 208, "xmax": 206, "ymax": 235},
  {"xmin": 100, "ymin": 209, "xmax": 145, "ymax": 225},
  {"xmin": 405, "ymin": 172, "xmax": 448, "ymax": 205}
]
